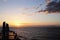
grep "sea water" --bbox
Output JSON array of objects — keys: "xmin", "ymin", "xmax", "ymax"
[{"xmin": 9, "ymin": 26, "xmax": 60, "ymax": 40}]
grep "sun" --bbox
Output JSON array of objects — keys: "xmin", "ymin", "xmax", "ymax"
[
  {"xmin": 15, "ymin": 23, "xmax": 21, "ymax": 26},
  {"xmin": 13, "ymin": 20, "xmax": 22, "ymax": 27}
]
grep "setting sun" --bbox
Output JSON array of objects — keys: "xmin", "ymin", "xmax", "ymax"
[
  {"xmin": 13, "ymin": 20, "xmax": 23, "ymax": 27},
  {"xmin": 14, "ymin": 22, "xmax": 21, "ymax": 26}
]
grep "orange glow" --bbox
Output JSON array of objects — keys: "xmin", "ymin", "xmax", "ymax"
[
  {"xmin": 14, "ymin": 22, "xmax": 22, "ymax": 27},
  {"xmin": 12, "ymin": 20, "xmax": 23, "ymax": 27},
  {"xmin": 4, "ymin": 21, "xmax": 60, "ymax": 27}
]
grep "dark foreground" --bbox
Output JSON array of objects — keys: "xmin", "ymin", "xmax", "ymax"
[{"xmin": 0, "ymin": 22, "xmax": 60, "ymax": 40}]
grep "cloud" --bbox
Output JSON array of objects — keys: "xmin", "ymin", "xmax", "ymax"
[
  {"xmin": 46, "ymin": 0, "xmax": 60, "ymax": 13},
  {"xmin": 23, "ymin": 1, "xmax": 43, "ymax": 10},
  {"xmin": 37, "ymin": 0, "xmax": 60, "ymax": 13}
]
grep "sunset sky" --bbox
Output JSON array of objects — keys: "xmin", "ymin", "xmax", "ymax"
[{"xmin": 0, "ymin": 0, "xmax": 60, "ymax": 27}]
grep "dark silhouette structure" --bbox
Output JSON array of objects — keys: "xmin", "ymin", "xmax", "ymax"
[
  {"xmin": 1, "ymin": 22, "xmax": 21, "ymax": 40},
  {"xmin": 2, "ymin": 22, "xmax": 10, "ymax": 40},
  {"xmin": 2, "ymin": 22, "xmax": 6, "ymax": 40}
]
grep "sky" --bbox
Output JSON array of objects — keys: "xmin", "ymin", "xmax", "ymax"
[{"xmin": 0, "ymin": 0, "xmax": 60, "ymax": 27}]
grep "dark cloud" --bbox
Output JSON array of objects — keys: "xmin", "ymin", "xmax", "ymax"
[
  {"xmin": 46, "ymin": 0, "xmax": 60, "ymax": 13},
  {"xmin": 38, "ymin": 0, "xmax": 60, "ymax": 13}
]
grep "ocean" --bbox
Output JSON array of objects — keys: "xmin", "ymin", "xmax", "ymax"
[
  {"xmin": 9, "ymin": 26, "xmax": 60, "ymax": 40},
  {"xmin": 0, "ymin": 26, "xmax": 60, "ymax": 40}
]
